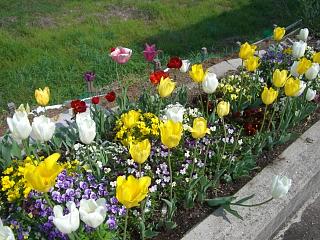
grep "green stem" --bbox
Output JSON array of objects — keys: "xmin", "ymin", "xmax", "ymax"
[
  {"xmin": 230, "ymin": 197, "xmax": 273, "ymax": 207},
  {"xmin": 260, "ymin": 105, "xmax": 268, "ymax": 132},
  {"xmin": 115, "ymin": 62, "xmax": 120, "ymax": 83},
  {"xmin": 278, "ymin": 97, "xmax": 289, "ymax": 131},
  {"xmin": 167, "ymin": 148, "xmax": 173, "ymax": 201},
  {"xmin": 267, "ymin": 106, "xmax": 276, "ymax": 131},
  {"xmin": 198, "ymin": 83, "xmax": 205, "ymax": 115},
  {"xmin": 123, "ymin": 209, "xmax": 129, "ymax": 240},
  {"xmin": 22, "ymin": 138, "xmax": 30, "ymax": 157},
  {"xmin": 221, "ymin": 118, "xmax": 227, "ymax": 157},
  {"xmin": 43, "ymin": 193, "xmax": 54, "ymax": 208},
  {"xmin": 140, "ymin": 199, "xmax": 146, "ymax": 240}
]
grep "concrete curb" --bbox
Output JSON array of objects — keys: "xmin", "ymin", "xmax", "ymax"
[{"xmin": 182, "ymin": 120, "xmax": 320, "ymax": 240}]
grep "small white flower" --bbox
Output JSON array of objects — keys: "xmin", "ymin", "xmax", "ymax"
[
  {"xmin": 156, "ymin": 179, "xmax": 162, "ymax": 185},
  {"xmin": 210, "ymin": 126, "xmax": 216, "ymax": 132},
  {"xmin": 104, "ymin": 168, "xmax": 111, "ymax": 174},
  {"xmin": 228, "ymin": 128, "xmax": 234, "ymax": 134},
  {"xmin": 127, "ymin": 159, "xmax": 134, "ymax": 165},
  {"xmin": 180, "ymin": 168, "xmax": 186, "ymax": 175},
  {"xmin": 144, "ymin": 164, "xmax": 151, "ymax": 171},
  {"xmin": 171, "ymin": 182, "xmax": 176, "ymax": 187},
  {"xmin": 96, "ymin": 161, "xmax": 102, "ymax": 168},
  {"xmin": 185, "ymin": 178, "xmax": 190, "ymax": 183},
  {"xmin": 149, "ymin": 185, "xmax": 157, "ymax": 193},
  {"xmin": 184, "ymin": 150, "xmax": 190, "ymax": 158},
  {"xmin": 238, "ymin": 139, "xmax": 243, "ymax": 145},
  {"xmin": 110, "ymin": 181, "xmax": 117, "ymax": 188}
]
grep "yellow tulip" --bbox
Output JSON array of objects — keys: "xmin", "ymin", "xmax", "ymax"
[
  {"xmin": 313, "ymin": 52, "xmax": 320, "ymax": 64},
  {"xmin": 35, "ymin": 87, "xmax": 50, "ymax": 106},
  {"xmin": 216, "ymin": 101, "xmax": 230, "ymax": 118},
  {"xmin": 190, "ymin": 117, "xmax": 210, "ymax": 139},
  {"xmin": 284, "ymin": 77, "xmax": 300, "ymax": 97},
  {"xmin": 122, "ymin": 110, "xmax": 140, "ymax": 128},
  {"xmin": 239, "ymin": 42, "xmax": 256, "ymax": 60},
  {"xmin": 116, "ymin": 175, "xmax": 151, "ymax": 209},
  {"xmin": 129, "ymin": 139, "xmax": 151, "ymax": 164},
  {"xmin": 272, "ymin": 69, "xmax": 288, "ymax": 88},
  {"xmin": 273, "ymin": 27, "xmax": 285, "ymax": 41},
  {"xmin": 189, "ymin": 64, "xmax": 205, "ymax": 83},
  {"xmin": 244, "ymin": 56, "xmax": 260, "ymax": 72},
  {"xmin": 158, "ymin": 77, "xmax": 176, "ymax": 98},
  {"xmin": 159, "ymin": 119, "xmax": 183, "ymax": 148},
  {"xmin": 24, "ymin": 153, "xmax": 63, "ymax": 192},
  {"xmin": 261, "ymin": 87, "xmax": 278, "ymax": 105},
  {"xmin": 297, "ymin": 57, "xmax": 312, "ymax": 75}
]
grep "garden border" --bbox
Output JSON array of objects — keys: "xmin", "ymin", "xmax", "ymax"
[{"xmin": 182, "ymin": 119, "xmax": 320, "ymax": 240}]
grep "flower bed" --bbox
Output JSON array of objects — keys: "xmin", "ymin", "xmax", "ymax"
[{"xmin": 1, "ymin": 26, "xmax": 320, "ymax": 240}]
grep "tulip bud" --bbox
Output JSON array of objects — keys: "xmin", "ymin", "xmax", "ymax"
[
  {"xmin": 76, "ymin": 112, "xmax": 96, "ymax": 145},
  {"xmin": 239, "ymin": 42, "xmax": 256, "ymax": 60},
  {"xmin": 0, "ymin": 218, "xmax": 15, "ymax": 240},
  {"xmin": 216, "ymin": 101, "xmax": 230, "ymax": 118},
  {"xmin": 271, "ymin": 175, "xmax": 292, "ymax": 199},
  {"xmin": 306, "ymin": 88, "xmax": 316, "ymax": 101},
  {"xmin": 244, "ymin": 56, "xmax": 260, "ymax": 72},
  {"xmin": 284, "ymin": 77, "xmax": 300, "ymax": 97},
  {"xmin": 189, "ymin": 64, "xmax": 205, "ymax": 83},
  {"xmin": 35, "ymin": 87, "xmax": 50, "ymax": 106},
  {"xmin": 53, "ymin": 201, "xmax": 80, "ymax": 234},
  {"xmin": 79, "ymin": 199, "xmax": 107, "ymax": 228},
  {"xmin": 261, "ymin": 87, "xmax": 278, "ymax": 105},
  {"xmin": 7, "ymin": 110, "xmax": 32, "ymax": 140},
  {"xmin": 158, "ymin": 77, "xmax": 176, "ymax": 98},
  {"xmin": 294, "ymin": 81, "xmax": 306, "ymax": 97},
  {"xmin": 273, "ymin": 27, "xmax": 286, "ymax": 41},
  {"xmin": 164, "ymin": 103, "xmax": 185, "ymax": 123},
  {"xmin": 31, "ymin": 115, "xmax": 56, "ymax": 142},
  {"xmin": 290, "ymin": 61, "xmax": 300, "ymax": 77},
  {"xmin": 305, "ymin": 63, "xmax": 319, "ymax": 80},
  {"xmin": 296, "ymin": 28, "xmax": 309, "ymax": 42},
  {"xmin": 292, "ymin": 41, "xmax": 307, "ymax": 59},
  {"xmin": 296, "ymin": 57, "xmax": 312, "ymax": 75},
  {"xmin": 129, "ymin": 139, "xmax": 151, "ymax": 164},
  {"xmin": 180, "ymin": 59, "xmax": 191, "ymax": 73},
  {"xmin": 202, "ymin": 72, "xmax": 219, "ymax": 93},
  {"xmin": 272, "ymin": 69, "xmax": 288, "ymax": 88},
  {"xmin": 190, "ymin": 117, "xmax": 210, "ymax": 139}
]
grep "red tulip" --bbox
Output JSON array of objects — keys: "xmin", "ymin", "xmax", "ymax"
[
  {"xmin": 71, "ymin": 100, "xmax": 87, "ymax": 113},
  {"xmin": 91, "ymin": 96, "xmax": 100, "ymax": 105},
  {"xmin": 167, "ymin": 57, "xmax": 182, "ymax": 69},
  {"xmin": 149, "ymin": 70, "xmax": 169, "ymax": 85},
  {"xmin": 105, "ymin": 91, "xmax": 116, "ymax": 102}
]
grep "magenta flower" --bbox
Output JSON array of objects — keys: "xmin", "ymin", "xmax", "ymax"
[
  {"xmin": 143, "ymin": 43, "xmax": 157, "ymax": 62},
  {"xmin": 83, "ymin": 72, "xmax": 96, "ymax": 82},
  {"xmin": 110, "ymin": 47, "xmax": 132, "ymax": 64}
]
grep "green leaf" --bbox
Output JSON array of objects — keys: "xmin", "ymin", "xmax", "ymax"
[
  {"xmin": 145, "ymin": 229, "xmax": 159, "ymax": 238},
  {"xmin": 206, "ymin": 196, "xmax": 236, "ymax": 207},
  {"xmin": 165, "ymin": 220, "xmax": 177, "ymax": 230},
  {"xmin": 223, "ymin": 205, "xmax": 244, "ymax": 220}
]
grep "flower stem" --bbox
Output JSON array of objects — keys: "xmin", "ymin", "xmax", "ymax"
[
  {"xmin": 123, "ymin": 209, "xmax": 129, "ymax": 240},
  {"xmin": 230, "ymin": 197, "xmax": 273, "ymax": 207},
  {"xmin": 221, "ymin": 118, "xmax": 227, "ymax": 157},
  {"xmin": 43, "ymin": 193, "xmax": 54, "ymax": 208},
  {"xmin": 260, "ymin": 105, "xmax": 268, "ymax": 132},
  {"xmin": 167, "ymin": 148, "xmax": 173, "ymax": 201}
]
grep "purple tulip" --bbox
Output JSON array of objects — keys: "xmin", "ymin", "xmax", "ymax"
[
  {"xmin": 143, "ymin": 43, "xmax": 157, "ymax": 62},
  {"xmin": 83, "ymin": 72, "xmax": 96, "ymax": 82}
]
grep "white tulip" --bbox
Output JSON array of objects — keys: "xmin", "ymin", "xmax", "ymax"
[
  {"xmin": 0, "ymin": 219, "xmax": 15, "ymax": 240},
  {"xmin": 7, "ymin": 110, "xmax": 32, "ymax": 141},
  {"xmin": 294, "ymin": 81, "xmax": 306, "ymax": 97},
  {"xmin": 296, "ymin": 28, "xmax": 309, "ymax": 42},
  {"xmin": 292, "ymin": 40, "xmax": 307, "ymax": 59},
  {"xmin": 164, "ymin": 103, "xmax": 185, "ymax": 123},
  {"xmin": 290, "ymin": 61, "xmax": 300, "ymax": 77},
  {"xmin": 305, "ymin": 63, "xmax": 319, "ymax": 80},
  {"xmin": 76, "ymin": 112, "xmax": 96, "ymax": 145},
  {"xmin": 180, "ymin": 60, "xmax": 191, "ymax": 73},
  {"xmin": 306, "ymin": 88, "xmax": 316, "ymax": 101},
  {"xmin": 79, "ymin": 198, "xmax": 107, "ymax": 228},
  {"xmin": 52, "ymin": 202, "xmax": 80, "ymax": 234},
  {"xmin": 202, "ymin": 72, "xmax": 219, "ymax": 94},
  {"xmin": 271, "ymin": 175, "xmax": 292, "ymax": 199},
  {"xmin": 31, "ymin": 115, "xmax": 56, "ymax": 142}
]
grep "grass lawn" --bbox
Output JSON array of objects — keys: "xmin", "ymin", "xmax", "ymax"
[{"xmin": 0, "ymin": 0, "xmax": 300, "ymax": 111}]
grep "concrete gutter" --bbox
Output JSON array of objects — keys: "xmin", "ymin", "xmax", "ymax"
[{"xmin": 182, "ymin": 119, "xmax": 320, "ymax": 240}]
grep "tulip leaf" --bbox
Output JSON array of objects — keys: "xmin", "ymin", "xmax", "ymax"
[
  {"xmin": 145, "ymin": 229, "xmax": 159, "ymax": 238},
  {"xmin": 223, "ymin": 205, "xmax": 244, "ymax": 221},
  {"xmin": 10, "ymin": 140, "xmax": 21, "ymax": 159},
  {"xmin": 206, "ymin": 196, "xmax": 236, "ymax": 207}
]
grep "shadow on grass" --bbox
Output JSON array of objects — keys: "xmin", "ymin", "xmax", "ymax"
[{"xmin": 142, "ymin": 0, "xmax": 300, "ymax": 56}]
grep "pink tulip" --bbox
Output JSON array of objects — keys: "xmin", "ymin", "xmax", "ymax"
[
  {"xmin": 110, "ymin": 47, "xmax": 132, "ymax": 64},
  {"xmin": 143, "ymin": 43, "xmax": 157, "ymax": 62}
]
